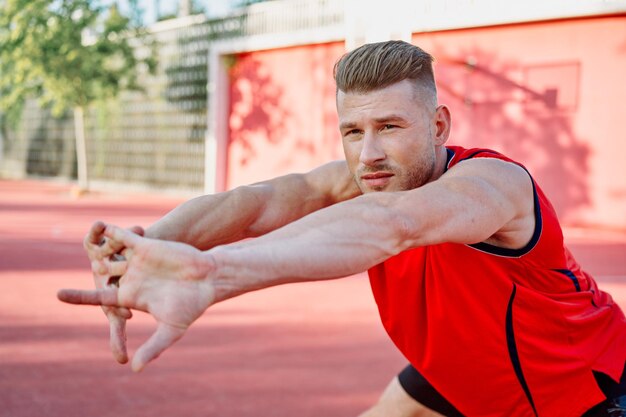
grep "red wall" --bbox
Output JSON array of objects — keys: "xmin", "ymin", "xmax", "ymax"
[
  {"xmin": 413, "ymin": 16, "xmax": 626, "ymax": 229},
  {"xmin": 227, "ymin": 16, "xmax": 626, "ymax": 230},
  {"xmin": 227, "ymin": 42, "xmax": 345, "ymax": 188}
]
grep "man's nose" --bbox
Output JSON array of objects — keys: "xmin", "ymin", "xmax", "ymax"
[{"xmin": 359, "ymin": 132, "xmax": 385, "ymax": 166}]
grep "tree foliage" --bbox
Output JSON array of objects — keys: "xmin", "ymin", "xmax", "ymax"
[{"xmin": 0, "ymin": 0, "xmax": 156, "ymax": 127}]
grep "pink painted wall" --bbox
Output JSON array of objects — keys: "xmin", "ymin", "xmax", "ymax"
[
  {"xmin": 227, "ymin": 42, "xmax": 345, "ymax": 188},
  {"xmin": 227, "ymin": 16, "xmax": 626, "ymax": 230},
  {"xmin": 412, "ymin": 16, "xmax": 626, "ymax": 229}
]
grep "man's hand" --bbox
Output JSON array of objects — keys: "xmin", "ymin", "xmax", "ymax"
[
  {"xmin": 84, "ymin": 221, "xmax": 145, "ymax": 364},
  {"xmin": 65, "ymin": 224, "xmax": 217, "ymax": 372}
]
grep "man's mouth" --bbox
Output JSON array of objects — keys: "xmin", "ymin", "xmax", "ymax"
[{"xmin": 360, "ymin": 172, "xmax": 394, "ymax": 188}]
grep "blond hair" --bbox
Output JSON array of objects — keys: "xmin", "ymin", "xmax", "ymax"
[{"xmin": 333, "ymin": 40, "xmax": 436, "ymax": 99}]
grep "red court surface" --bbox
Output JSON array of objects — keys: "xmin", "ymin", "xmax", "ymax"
[{"xmin": 1, "ymin": 179, "xmax": 625, "ymax": 417}]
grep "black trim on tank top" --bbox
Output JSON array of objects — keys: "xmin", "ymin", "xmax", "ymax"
[
  {"xmin": 445, "ymin": 148, "xmax": 543, "ymax": 258},
  {"xmin": 445, "ymin": 148, "xmax": 499, "ymax": 172},
  {"xmin": 506, "ymin": 284, "xmax": 539, "ymax": 416},
  {"xmin": 445, "ymin": 147, "xmax": 456, "ymax": 172},
  {"xmin": 552, "ymin": 269, "xmax": 581, "ymax": 292},
  {"xmin": 468, "ymin": 168, "xmax": 542, "ymax": 258}
]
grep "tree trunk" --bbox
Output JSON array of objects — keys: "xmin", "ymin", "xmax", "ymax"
[
  {"xmin": 179, "ymin": 0, "xmax": 191, "ymax": 16},
  {"xmin": 74, "ymin": 106, "xmax": 88, "ymax": 190}
]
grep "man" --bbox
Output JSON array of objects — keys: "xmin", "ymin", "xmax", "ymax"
[{"xmin": 58, "ymin": 41, "xmax": 625, "ymax": 417}]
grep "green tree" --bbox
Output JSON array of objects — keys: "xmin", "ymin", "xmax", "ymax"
[{"xmin": 0, "ymin": 0, "xmax": 156, "ymax": 189}]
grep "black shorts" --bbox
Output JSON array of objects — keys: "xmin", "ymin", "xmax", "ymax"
[
  {"xmin": 398, "ymin": 363, "xmax": 626, "ymax": 417},
  {"xmin": 397, "ymin": 364, "xmax": 464, "ymax": 417}
]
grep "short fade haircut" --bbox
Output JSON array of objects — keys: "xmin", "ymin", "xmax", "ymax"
[{"xmin": 333, "ymin": 40, "xmax": 437, "ymax": 99}]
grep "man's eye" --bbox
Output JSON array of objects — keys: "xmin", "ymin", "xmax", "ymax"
[
  {"xmin": 382, "ymin": 124, "xmax": 396, "ymax": 130},
  {"xmin": 345, "ymin": 129, "xmax": 360, "ymax": 136}
]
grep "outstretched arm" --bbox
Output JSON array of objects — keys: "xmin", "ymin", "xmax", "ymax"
[
  {"xmin": 143, "ymin": 160, "xmax": 360, "ymax": 248},
  {"xmin": 60, "ymin": 157, "xmax": 534, "ymax": 371},
  {"xmin": 209, "ymin": 157, "xmax": 535, "ymax": 301},
  {"xmin": 85, "ymin": 160, "xmax": 359, "ymax": 363}
]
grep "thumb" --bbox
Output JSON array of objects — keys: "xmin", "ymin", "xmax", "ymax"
[{"xmin": 131, "ymin": 322, "xmax": 186, "ymax": 372}]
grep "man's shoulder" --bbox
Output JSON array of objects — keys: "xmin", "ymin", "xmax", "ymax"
[
  {"xmin": 445, "ymin": 146, "xmax": 519, "ymax": 170},
  {"xmin": 304, "ymin": 160, "xmax": 361, "ymax": 204}
]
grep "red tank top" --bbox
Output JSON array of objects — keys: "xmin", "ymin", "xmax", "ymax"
[{"xmin": 368, "ymin": 146, "xmax": 626, "ymax": 417}]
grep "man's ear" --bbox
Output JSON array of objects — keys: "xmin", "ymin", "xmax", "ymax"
[{"xmin": 434, "ymin": 104, "xmax": 451, "ymax": 146}]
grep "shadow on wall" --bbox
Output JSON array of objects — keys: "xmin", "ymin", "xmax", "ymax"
[
  {"xmin": 433, "ymin": 46, "xmax": 591, "ymax": 222},
  {"xmin": 228, "ymin": 55, "xmax": 290, "ymax": 167}
]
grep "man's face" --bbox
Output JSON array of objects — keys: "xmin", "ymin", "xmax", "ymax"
[{"xmin": 338, "ymin": 79, "xmax": 441, "ymax": 193}]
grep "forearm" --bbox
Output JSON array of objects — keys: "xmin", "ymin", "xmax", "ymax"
[
  {"xmin": 208, "ymin": 192, "xmax": 411, "ymax": 302},
  {"xmin": 205, "ymin": 158, "xmax": 533, "ymax": 304},
  {"xmin": 144, "ymin": 185, "xmax": 268, "ymax": 249},
  {"xmin": 144, "ymin": 162, "xmax": 359, "ymax": 250}
]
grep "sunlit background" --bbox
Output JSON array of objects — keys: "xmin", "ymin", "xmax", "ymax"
[
  {"xmin": 1, "ymin": 2, "xmax": 626, "ymax": 417},
  {"xmin": 113, "ymin": 0, "xmax": 253, "ymax": 22},
  {"xmin": 1, "ymin": 0, "xmax": 625, "ymax": 229}
]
